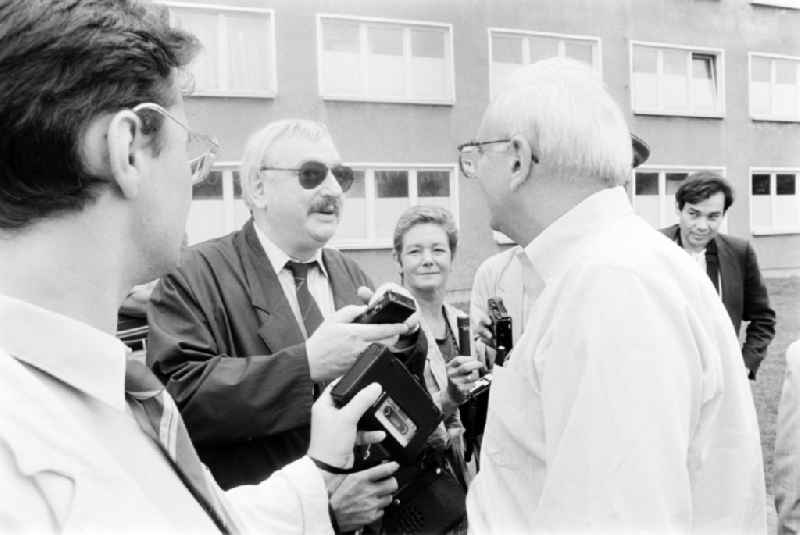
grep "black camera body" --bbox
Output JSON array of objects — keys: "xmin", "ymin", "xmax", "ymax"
[
  {"xmin": 331, "ymin": 343, "xmax": 442, "ymax": 465},
  {"xmin": 353, "ymin": 290, "xmax": 416, "ymax": 324},
  {"xmin": 487, "ymin": 297, "xmax": 513, "ymax": 365}
]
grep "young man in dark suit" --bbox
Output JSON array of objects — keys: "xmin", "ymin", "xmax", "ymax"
[
  {"xmin": 147, "ymin": 119, "xmax": 418, "ymax": 531},
  {"xmin": 660, "ymin": 171, "xmax": 776, "ymax": 380}
]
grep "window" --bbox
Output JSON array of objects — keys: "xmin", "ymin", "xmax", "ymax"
[
  {"xmin": 631, "ymin": 166, "xmax": 727, "ymax": 229},
  {"xmin": 164, "ymin": 3, "xmax": 276, "ymax": 97},
  {"xmin": 333, "ymin": 165, "xmax": 458, "ymax": 248},
  {"xmin": 751, "ymin": 0, "xmax": 800, "ymax": 8},
  {"xmin": 185, "ymin": 162, "xmax": 250, "ymax": 244},
  {"xmin": 630, "ymin": 42, "xmax": 724, "ymax": 117},
  {"xmin": 751, "ymin": 168, "xmax": 800, "ymax": 234},
  {"xmin": 750, "ymin": 53, "xmax": 800, "ymax": 121},
  {"xmin": 317, "ymin": 15, "xmax": 454, "ymax": 104},
  {"xmin": 489, "ymin": 29, "xmax": 601, "ymax": 98}
]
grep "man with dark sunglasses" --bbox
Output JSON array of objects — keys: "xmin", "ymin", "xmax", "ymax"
[{"xmin": 147, "ymin": 119, "xmax": 422, "ymax": 532}]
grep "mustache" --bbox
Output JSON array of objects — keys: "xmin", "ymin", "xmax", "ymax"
[{"xmin": 308, "ymin": 195, "xmax": 341, "ymax": 216}]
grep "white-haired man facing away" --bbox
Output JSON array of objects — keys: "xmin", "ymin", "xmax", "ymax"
[{"xmin": 461, "ymin": 58, "xmax": 766, "ymax": 534}]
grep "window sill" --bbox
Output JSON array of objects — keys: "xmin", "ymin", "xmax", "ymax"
[
  {"xmin": 751, "ymin": 114, "xmax": 800, "ymax": 123},
  {"xmin": 187, "ymin": 91, "xmax": 276, "ymax": 99},
  {"xmin": 751, "ymin": 227, "xmax": 800, "ymax": 236},
  {"xmin": 750, "ymin": 0, "xmax": 800, "ymax": 9},
  {"xmin": 633, "ymin": 109, "xmax": 725, "ymax": 119},
  {"xmin": 321, "ymin": 95, "xmax": 455, "ymax": 106}
]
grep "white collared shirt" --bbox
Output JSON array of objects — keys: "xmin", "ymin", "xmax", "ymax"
[
  {"xmin": 467, "ymin": 187, "xmax": 766, "ymax": 534},
  {"xmin": 469, "ymin": 245, "xmax": 543, "ymax": 363},
  {"xmin": 0, "ymin": 294, "xmax": 331, "ymax": 534},
  {"xmin": 254, "ymin": 223, "xmax": 335, "ymax": 337}
]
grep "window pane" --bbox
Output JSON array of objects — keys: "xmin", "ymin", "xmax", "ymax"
[
  {"xmin": 227, "ymin": 12, "xmax": 272, "ymax": 93},
  {"xmin": 347, "ymin": 170, "xmax": 366, "ymax": 198},
  {"xmin": 528, "ymin": 35, "xmax": 559, "ymax": 63},
  {"xmin": 176, "ymin": 9, "xmax": 219, "ymax": 92},
  {"xmin": 193, "ymin": 170, "xmax": 224, "ymax": 199},
  {"xmin": 663, "ymin": 49, "xmax": 688, "ymax": 109},
  {"xmin": 411, "ymin": 28, "xmax": 444, "ymax": 58},
  {"xmin": 368, "ymin": 24, "xmax": 403, "ymax": 56},
  {"xmin": 233, "ymin": 171, "xmax": 242, "ymax": 199},
  {"xmin": 321, "ymin": 19, "xmax": 361, "ymax": 95},
  {"xmin": 376, "ymin": 170, "xmax": 409, "ymax": 197},
  {"xmin": 635, "ymin": 172, "xmax": 659, "ymax": 195},
  {"xmin": 665, "ymin": 172, "xmax": 688, "ymax": 195},
  {"xmin": 564, "ymin": 40, "xmax": 594, "ymax": 67},
  {"xmin": 410, "ymin": 29, "xmax": 449, "ymax": 99},
  {"xmin": 337, "ymin": 169, "xmax": 367, "ymax": 240},
  {"xmin": 367, "ymin": 25, "xmax": 404, "ymax": 98},
  {"xmin": 323, "ymin": 20, "xmax": 359, "ymax": 52},
  {"xmin": 777, "ymin": 174, "xmax": 797, "ymax": 195},
  {"xmin": 492, "ymin": 34, "xmax": 523, "ymax": 64},
  {"xmin": 775, "ymin": 60, "xmax": 798, "ymax": 117},
  {"xmin": 692, "ymin": 54, "xmax": 717, "ymax": 110},
  {"xmin": 634, "ymin": 171, "xmax": 660, "ymax": 227},
  {"xmin": 776, "ymin": 59, "xmax": 798, "ymax": 84},
  {"xmin": 375, "ymin": 170, "xmax": 409, "ymax": 240},
  {"xmin": 752, "ymin": 174, "xmax": 771, "ymax": 195},
  {"xmin": 417, "ymin": 171, "xmax": 450, "ymax": 197},
  {"xmin": 633, "ymin": 45, "xmax": 658, "ymax": 73},
  {"xmin": 751, "ymin": 56, "xmax": 771, "ymax": 83}
]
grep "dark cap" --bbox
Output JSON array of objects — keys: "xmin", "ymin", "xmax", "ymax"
[{"xmin": 631, "ymin": 133, "xmax": 650, "ymax": 168}]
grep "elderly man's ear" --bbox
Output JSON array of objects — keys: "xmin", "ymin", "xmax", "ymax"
[{"xmin": 509, "ymin": 134, "xmax": 534, "ymax": 191}]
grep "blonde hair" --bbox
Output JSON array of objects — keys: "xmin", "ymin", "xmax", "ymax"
[
  {"xmin": 485, "ymin": 57, "xmax": 632, "ymax": 186},
  {"xmin": 239, "ymin": 119, "xmax": 333, "ymax": 209}
]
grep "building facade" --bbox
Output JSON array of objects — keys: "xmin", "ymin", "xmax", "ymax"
[{"xmin": 164, "ymin": 0, "xmax": 800, "ymax": 300}]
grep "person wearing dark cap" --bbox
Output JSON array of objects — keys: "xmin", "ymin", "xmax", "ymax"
[{"xmin": 660, "ymin": 171, "xmax": 775, "ymax": 380}]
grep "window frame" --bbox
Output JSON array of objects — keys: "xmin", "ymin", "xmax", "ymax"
[
  {"xmin": 748, "ymin": 52, "xmax": 800, "ymax": 122},
  {"xmin": 163, "ymin": 2, "xmax": 278, "ymax": 99},
  {"xmin": 487, "ymin": 27, "xmax": 603, "ymax": 100},
  {"xmin": 631, "ymin": 164, "xmax": 728, "ymax": 230},
  {"xmin": 629, "ymin": 40, "xmax": 726, "ymax": 118},
  {"xmin": 315, "ymin": 13, "xmax": 456, "ymax": 105},
  {"xmin": 750, "ymin": 166, "xmax": 800, "ymax": 235},
  {"xmin": 330, "ymin": 163, "xmax": 460, "ymax": 250}
]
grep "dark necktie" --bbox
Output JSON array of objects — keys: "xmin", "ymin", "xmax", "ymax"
[
  {"xmin": 285, "ymin": 260, "xmax": 325, "ymax": 338},
  {"xmin": 125, "ymin": 358, "xmax": 234, "ymax": 534},
  {"xmin": 705, "ymin": 243, "xmax": 721, "ymax": 294}
]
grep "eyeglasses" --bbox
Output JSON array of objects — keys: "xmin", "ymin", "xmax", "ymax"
[
  {"xmin": 132, "ymin": 103, "xmax": 220, "ymax": 184},
  {"xmin": 457, "ymin": 138, "xmax": 539, "ymax": 179},
  {"xmin": 260, "ymin": 161, "xmax": 354, "ymax": 192}
]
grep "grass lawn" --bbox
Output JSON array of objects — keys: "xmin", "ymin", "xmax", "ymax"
[{"xmin": 754, "ymin": 276, "xmax": 800, "ymax": 496}]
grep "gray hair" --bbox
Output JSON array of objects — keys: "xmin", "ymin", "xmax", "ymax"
[
  {"xmin": 239, "ymin": 119, "xmax": 334, "ymax": 209},
  {"xmin": 392, "ymin": 205, "xmax": 458, "ymax": 259},
  {"xmin": 485, "ymin": 57, "xmax": 632, "ymax": 186}
]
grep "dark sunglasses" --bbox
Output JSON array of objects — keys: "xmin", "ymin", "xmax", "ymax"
[{"xmin": 260, "ymin": 161, "xmax": 354, "ymax": 192}]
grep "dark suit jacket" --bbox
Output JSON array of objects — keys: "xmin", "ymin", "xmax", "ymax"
[
  {"xmin": 146, "ymin": 219, "xmax": 373, "ymax": 489},
  {"xmin": 660, "ymin": 225, "xmax": 776, "ymax": 378}
]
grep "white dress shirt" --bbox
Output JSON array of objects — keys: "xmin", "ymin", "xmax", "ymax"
[
  {"xmin": 466, "ymin": 187, "xmax": 766, "ymax": 534},
  {"xmin": 0, "ymin": 294, "xmax": 331, "ymax": 534},
  {"xmin": 254, "ymin": 223, "xmax": 335, "ymax": 336},
  {"xmin": 469, "ymin": 245, "xmax": 542, "ymax": 364}
]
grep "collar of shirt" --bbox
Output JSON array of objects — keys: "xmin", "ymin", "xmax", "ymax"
[
  {"xmin": 524, "ymin": 186, "xmax": 634, "ymax": 284},
  {"xmin": 253, "ymin": 221, "xmax": 329, "ymax": 279},
  {"xmin": 0, "ymin": 294, "xmax": 127, "ymax": 411}
]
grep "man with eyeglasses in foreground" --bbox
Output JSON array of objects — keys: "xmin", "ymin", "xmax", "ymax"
[
  {"xmin": 147, "ymin": 119, "xmax": 421, "ymax": 531},
  {"xmin": 0, "ymin": 1, "xmax": 397, "ymax": 532},
  {"xmin": 460, "ymin": 57, "xmax": 766, "ymax": 533}
]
